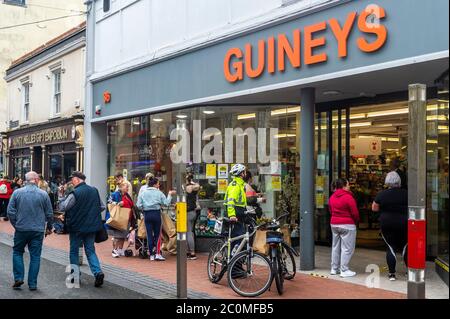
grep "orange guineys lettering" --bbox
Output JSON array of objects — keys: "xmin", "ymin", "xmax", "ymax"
[
  {"xmin": 278, "ymin": 29, "xmax": 301, "ymax": 72},
  {"xmin": 357, "ymin": 5, "xmax": 387, "ymax": 53},
  {"xmin": 245, "ymin": 40, "xmax": 265, "ymax": 78},
  {"xmin": 267, "ymin": 37, "xmax": 276, "ymax": 74},
  {"xmin": 224, "ymin": 47, "xmax": 244, "ymax": 83},
  {"xmin": 329, "ymin": 11, "xmax": 357, "ymax": 58},
  {"xmin": 304, "ymin": 21, "xmax": 328, "ymax": 65}
]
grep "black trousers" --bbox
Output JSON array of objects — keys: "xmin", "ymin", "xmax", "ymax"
[{"xmin": 0, "ymin": 198, "xmax": 9, "ymax": 218}]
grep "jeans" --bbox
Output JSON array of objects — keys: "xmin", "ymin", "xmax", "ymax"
[
  {"xmin": 13, "ymin": 231, "xmax": 44, "ymax": 288},
  {"xmin": 144, "ymin": 210, "xmax": 162, "ymax": 256},
  {"xmin": 186, "ymin": 210, "xmax": 197, "ymax": 254},
  {"xmin": 331, "ymin": 225, "xmax": 357, "ymax": 272},
  {"xmin": 69, "ymin": 232, "xmax": 102, "ymax": 277}
]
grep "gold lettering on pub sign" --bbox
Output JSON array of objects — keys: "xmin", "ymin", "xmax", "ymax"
[{"xmin": 11, "ymin": 127, "xmax": 71, "ymax": 148}]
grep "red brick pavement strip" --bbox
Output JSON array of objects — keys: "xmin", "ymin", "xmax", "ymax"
[{"xmin": 0, "ymin": 221, "xmax": 405, "ymax": 299}]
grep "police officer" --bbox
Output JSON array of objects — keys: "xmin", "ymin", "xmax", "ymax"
[{"xmin": 224, "ymin": 164, "xmax": 248, "ymax": 254}]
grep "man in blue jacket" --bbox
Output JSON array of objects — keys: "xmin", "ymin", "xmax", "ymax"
[
  {"xmin": 58, "ymin": 171, "xmax": 106, "ymax": 287},
  {"xmin": 7, "ymin": 171, "xmax": 53, "ymax": 291}
]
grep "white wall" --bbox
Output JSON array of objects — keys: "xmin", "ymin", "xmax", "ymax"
[
  {"xmin": 93, "ymin": 0, "xmax": 332, "ymax": 75},
  {"xmin": 7, "ymin": 47, "xmax": 85, "ymax": 126}
]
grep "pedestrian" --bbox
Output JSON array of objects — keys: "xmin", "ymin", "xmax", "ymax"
[
  {"xmin": 328, "ymin": 178, "xmax": 360, "ymax": 278},
  {"xmin": 115, "ymin": 173, "xmax": 133, "ymax": 197},
  {"xmin": 0, "ymin": 175, "xmax": 13, "ymax": 221},
  {"xmin": 138, "ymin": 172, "xmax": 154, "ymax": 196},
  {"xmin": 7, "ymin": 171, "xmax": 53, "ymax": 291},
  {"xmin": 38, "ymin": 175, "xmax": 51, "ymax": 195},
  {"xmin": 136, "ymin": 177, "xmax": 175, "ymax": 261},
  {"xmin": 11, "ymin": 177, "xmax": 22, "ymax": 192},
  {"xmin": 372, "ymin": 171, "xmax": 408, "ymax": 281},
  {"xmin": 106, "ymin": 182, "xmax": 136, "ymax": 258},
  {"xmin": 57, "ymin": 171, "xmax": 106, "ymax": 287},
  {"xmin": 243, "ymin": 170, "xmax": 265, "ymax": 219},
  {"xmin": 389, "ymin": 157, "xmax": 407, "ymax": 190},
  {"xmin": 184, "ymin": 173, "xmax": 200, "ymax": 260}
]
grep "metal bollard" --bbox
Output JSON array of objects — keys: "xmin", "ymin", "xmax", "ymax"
[{"xmin": 176, "ymin": 197, "xmax": 187, "ymax": 299}]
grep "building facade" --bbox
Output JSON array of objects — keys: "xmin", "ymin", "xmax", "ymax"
[
  {"xmin": 84, "ymin": 0, "xmax": 449, "ymax": 282},
  {"xmin": 2, "ymin": 23, "xmax": 85, "ymax": 184}
]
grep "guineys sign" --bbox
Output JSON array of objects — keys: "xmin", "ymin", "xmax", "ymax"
[{"xmin": 9, "ymin": 125, "xmax": 76, "ymax": 149}]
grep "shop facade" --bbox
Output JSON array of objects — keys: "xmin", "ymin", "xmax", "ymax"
[
  {"xmin": 5, "ymin": 117, "xmax": 84, "ymax": 182},
  {"xmin": 85, "ymin": 0, "xmax": 449, "ymax": 279}
]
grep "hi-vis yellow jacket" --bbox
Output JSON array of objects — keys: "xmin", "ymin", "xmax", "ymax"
[{"xmin": 224, "ymin": 176, "xmax": 247, "ymax": 218}]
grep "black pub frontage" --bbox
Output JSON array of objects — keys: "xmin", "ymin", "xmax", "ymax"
[{"xmin": 4, "ymin": 116, "xmax": 84, "ymax": 183}]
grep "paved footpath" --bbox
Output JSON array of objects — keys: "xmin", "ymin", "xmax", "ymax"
[{"xmin": 0, "ymin": 221, "xmax": 405, "ymax": 299}]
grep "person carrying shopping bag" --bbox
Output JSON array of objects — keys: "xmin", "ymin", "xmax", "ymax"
[
  {"xmin": 328, "ymin": 178, "xmax": 360, "ymax": 278},
  {"xmin": 136, "ymin": 177, "xmax": 176, "ymax": 261},
  {"xmin": 184, "ymin": 173, "xmax": 200, "ymax": 260},
  {"xmin": 106, "ymin": 182, "xmax": 136, "ymax": 258}
]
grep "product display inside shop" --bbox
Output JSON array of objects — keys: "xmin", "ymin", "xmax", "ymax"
[{"xmin": 107, "ymin": 105, "xmax": 302, "ymax": 246}]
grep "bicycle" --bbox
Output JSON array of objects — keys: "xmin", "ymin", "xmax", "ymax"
[
  {"xmin": 207, "ymin": 209, "xmax": 273, "ymax": 297},
  {"xmin": 207, "ymin": 210, "xmax": 297, "ymax": 297},
  {"xmin": 263, "ymin": 212, "xmax": 299, "ymax": 295}
]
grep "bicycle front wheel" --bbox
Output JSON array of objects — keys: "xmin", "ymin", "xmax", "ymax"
[
  {"xmin": 207, "ymin": 239, "xmax": 227, "ymax": 283},
  {"xmin": 227, "ymin": 250, "xmax": 273, "ymax": 297}
]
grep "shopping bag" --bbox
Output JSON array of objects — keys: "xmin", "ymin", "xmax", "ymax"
[
  {"xmin": 280, "ymin": 225, "xmax": 292, "ymax": 247},
  {"xmin": 161, "ymin": 212, "xmax": 177, "ymax": 255},
  {"xmin": 137, "ymin": 218, "xmax": 147, "ymax": 239},
  {"xmin": 252, "ymin": 230, "xmax": 269, "ymax": 255},
  {"xmin": 95, "ymin": 224, "xmax": 109, "ymax": 243},
  {"xmin": 106, "ymin": 204, "xmax": 130, "ymax": 231}
]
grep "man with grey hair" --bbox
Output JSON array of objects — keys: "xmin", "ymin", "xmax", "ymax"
[
  {"xmin": 7, "ymin": 171, "xmax": 53, "ymax": 291},
  {"xmin": 372, "ymin": 171, "xmax": 408, "ymax": 281}
]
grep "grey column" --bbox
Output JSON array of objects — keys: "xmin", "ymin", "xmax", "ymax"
[{"xmin": 299, "ymin": 87, "xmax": 315, "ymax": 270}]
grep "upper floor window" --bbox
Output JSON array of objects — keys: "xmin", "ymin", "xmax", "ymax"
[
  {"xmin": 103, "ymin": 0, "xmax": 110, "ymax": 12},
  {"xmin": 22, "ymin": 82, "xmax": 30, "ymax": 123},
  {"xmin": 3, "ymin": 0, "xmax": 26, "ymax": 7},
  {"xmin": 52, "ymin": 69, "xmax": 61, "ymax": 115}
]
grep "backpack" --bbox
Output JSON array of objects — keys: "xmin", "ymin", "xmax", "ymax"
[{"xmin": 0, "ymin": 184, "xmax": 8, "ymax": 195}]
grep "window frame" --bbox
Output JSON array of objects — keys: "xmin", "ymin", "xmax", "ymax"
[
  {"xmin": 52, "ymin": 69, "xmax": 62, "ymax": 117},
  {"xmin": 21, "ymin": 81, "xmax": 30, "ymax": 124}
]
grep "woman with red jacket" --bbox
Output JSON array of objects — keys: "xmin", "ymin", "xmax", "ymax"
[
  {"xmin": 0, "ymin": 176, "xmax": 13, "ymax": 221},
  {"xmin": 328, "ymin": 178, "xmax": 360, "ymax": 278}
]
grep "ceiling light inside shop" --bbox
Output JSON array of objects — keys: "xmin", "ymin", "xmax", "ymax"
[
  {"xmin": 153, "ymin": 118, "xmax": 163, "ymax": 122},
  {"xmin": 427, "ymin": 115, "xmax": 448, "ymax": 121},
  {"xmin": 203, "ymin": 110, "xmax": 215, "ymax": 115},
  {"xmin": 349, "ymin": 122, "xmax": 372, "ymax": 128},
  {"xmin": 271, "ymin": 106, "xmax": 301, "ymax": 116},
  {"xmin": 132, "ymin": 121, "xmax": 140, "ymax": 125},
  {"xmin": 366, "ymin": 108, "xmax": 409, "ymax": 117},
  {"xmin": 427, "ymin": 139, "xmax": 438, "ymax": 144},
  {"xmin": 275, "ymin": 133, "xmax": 296, "ymax": 138},
  {"xmin": 438, "ymin": 125, "xmax": 449, "ymax": 130},
  {"xmin": 176, "ymin": 114, "xmax": 188, "ymax": 119},
  {"xmin": 237, "ymin": 113, "xmax": 256, "ymax": 120}
]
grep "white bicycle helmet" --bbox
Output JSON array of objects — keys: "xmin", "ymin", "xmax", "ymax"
[{"xmin": 230, "ymin": 164, "xmax": 246, "ymax": 176}]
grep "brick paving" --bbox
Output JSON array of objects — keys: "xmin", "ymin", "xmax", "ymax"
[{"xmin": 0, "ymin": 221, "xmax": 405, "ymax": 299}]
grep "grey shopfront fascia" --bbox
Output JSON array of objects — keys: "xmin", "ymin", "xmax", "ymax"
[{"xmin": 86, "ymin": 0, "xmax": 449, "ymax": 270}]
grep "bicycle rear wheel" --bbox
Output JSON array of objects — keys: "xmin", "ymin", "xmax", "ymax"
[
  {"xmin": 207, "ymin": 239, "xmax": 227, "ymax": 283},
  {"xmin": 273, "ymin": 254, "xmax": 284, "ymax": 295},
  {"xmin": 227, "ymin": 250, "xmax": 273, "ymax": 297},
  {"xmin": 281, "ymin": 242, "xmax": 296, "ymax": 280}
]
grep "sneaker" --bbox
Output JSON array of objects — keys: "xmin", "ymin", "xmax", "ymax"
[
  {"xmin": 3, "ymin": 217, "xmax": 9, "ymax": 221},
  {"xmin": 12, "ymin": 280, "xmax": 24, "ymax": 290},
  {"xmin": 155, "ymin": 254, "xmax": 166, "ymax": 261},
  {"xmin": 340, "ymin": 270, "xmax": 356, "ymax": 278},
  {"xmin": 149, "ymin": 255, "xmax": 155, "ymax": 261},
  {"xmin": 330, "ymin": 269, "xmax": 340, "ymax": 275},
  {"xmin": 187, "ymin": 254, "xmax": 198, "ymax": 260},
  {"xmin": 29, "ymin": 287, "xmax": 37, "ymax": 291},
  {"xmin": 118, "ymin": 249, "xmax": 125, "ymax": 257},
  {"xmin": 94, "ymin": 273, "xmax": 104, "ymax": 288},
  {"xmin": 388, "ymin": 273, "xmax": 396, "ymax": 281},
  {"xmin": 112, "ymin": 250, "xmax": 120, "ymax": 258}
]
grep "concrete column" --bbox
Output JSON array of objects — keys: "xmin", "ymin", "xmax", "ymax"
[
  {"xmin": 407, "ymin": 83, "xmax": 427, "ymax": 299},
  {"xmin": 41, "ymin": 146, "xmax": 46, "ymax": 177},
  {"xmin": 29, "ymin": 147, "xmax": 34, "ymax": 171},
  {"xmin": 299, "ymin": 87, "xmax": 315, "ymax": 270}
]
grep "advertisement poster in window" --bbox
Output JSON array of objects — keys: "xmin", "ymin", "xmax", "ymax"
[
  {"xmin": 217, "ymin": 179, "xmax": 228, "ymax": 194},
  {"xmin": 271, "ymin": 175, "xmax": 282, "ymax": 191},
  {"xmin": 218, "ymin": 164, "xmax": 228, "ymax": 179},
  {"xmin": 206, "ymin": 164, "xmax": 217, "ymax": 179}
]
